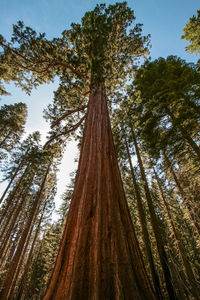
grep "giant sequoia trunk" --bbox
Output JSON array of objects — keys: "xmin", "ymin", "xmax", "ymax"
[{"xmin": 43, "ymin": 84, "xmax": 155, "ymax": 299}]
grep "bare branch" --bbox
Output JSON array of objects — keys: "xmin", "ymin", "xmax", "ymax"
[
  {"xmin": 43, "ymin": 115, "xmax": 86, "ymax": 149},
  {"xmin": 51, "ymin": 105, "xmax": 88, "ymax": 129}
]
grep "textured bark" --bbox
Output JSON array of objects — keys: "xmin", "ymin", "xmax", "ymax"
[
  {"xmin": 125, "ymin": 139, "xmax": 163, "ymax": 300},
  {"xmin": 43, "ymin": 84, "xmax": 155, "ymax": 300},
  {"xmin": 131, "ymin": 126, "xmax": 178, "ymax": 300}
]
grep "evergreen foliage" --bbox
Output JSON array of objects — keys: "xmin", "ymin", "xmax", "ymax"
[
  {"xmin": 0, "ymin": 3, "xmax": 199, "ymax": 299},
  {"xmin": 182, "ymin": 9, "xmax": 200, "ymax": 55}
]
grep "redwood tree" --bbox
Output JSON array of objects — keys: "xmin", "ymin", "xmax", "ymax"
[{"xmin": 0, "ymin": 2, "xmax": 155, "ymax": 299}]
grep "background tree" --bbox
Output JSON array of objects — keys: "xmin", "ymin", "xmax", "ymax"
[
  {"xmin": 130, "ymin": 56, "xmax": 200, "ymax": 161},
  {"xmin": 0, "ymin": 102, "xmax": 27, "ymax": 161},
  {"xmin": 182, "ymin": 9, "xmax": 200, "ymax": 55}
]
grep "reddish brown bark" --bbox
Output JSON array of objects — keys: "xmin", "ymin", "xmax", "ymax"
[{"xmin": 43, "ymin": 84, "xmax": 155, "ymax": 299}]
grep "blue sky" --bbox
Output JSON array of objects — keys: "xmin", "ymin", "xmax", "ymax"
[
  {"xmin": 1, "ymin": 0, "xmax": 199, "ymax": 62},
  {"xmin": 0, "ymin": 0, "xmax": 199, "ymax": 214}
]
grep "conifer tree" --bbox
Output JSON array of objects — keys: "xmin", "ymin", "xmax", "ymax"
[
  {"xmin": 0, "ymin": 102, "xmax": 27, "ymax": 160},
  {"xmin": 182, "ymin": 9, "xmax": 200, "ymax": 55},
  {"xmin": 0, "ymin": 3, "xmax": 155, "ymax": 299},
  {"xmin": 131, "ymin": 56, "xmax": 200, "ymax": 160}
]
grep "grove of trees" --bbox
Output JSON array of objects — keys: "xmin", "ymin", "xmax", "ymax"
[{"xmin": 0, "ymin": 2, "xmax": 199, "ymax": 299}]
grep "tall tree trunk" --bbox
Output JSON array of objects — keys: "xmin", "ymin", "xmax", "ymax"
[
  {"xmin": 0, "ymin": 161, "xmax": 24, "ymax": 205},
  {"xmin": 0, "ymin": 147, "xmax": 30, "ymax": 204},
  {"xmin": 0, "ymin": 163, "xmax": 50, "ymax": 300},
  {"xmin": 125, "ymin": 138, "xmax": 163, "ymax": 300},
  {"xmin": 0, "ymin": 224, "xmax": 21, "ymax": 270},
  {"xmin": 166, "ymin": 108, "xmax": 200, "ymax": 160},
  {"xmin": 154, "ymin": 169, "xmax": 200, "ymax": 299},
  {"xmin": 9, "ymin": 219, "xmax": 36, "ymax": 300},
  {"xmin": 24, "ymin": 228, "xmax": 48, "ymax": 300},
  {"xmin": 0, "ymin": 175, "xmax": 34, "ymax": 253},
  {"xmin": 0, "ymin": 130, "xmax": 12, "ymax": 147},
  {"xmin": 163, "ymin": 151, "xmax": 200, "ymax": 237},
  {"xmin": 15, "ymin": 200, "xmax": 48, "ymax": 300},
  {"xmin": 130, "ymin": 125, "xmax": 178, "ymax": 300},
  {"xmin": 168, "ymin": 249, "xmax": 190, "ymax": 299},
  {"xmin": 0, "ymin": 163, "xmax": 30, "ymax": 227},
  {"xmin": 43, "ymin": 84, "xmax": 155, "ymax": 300}
]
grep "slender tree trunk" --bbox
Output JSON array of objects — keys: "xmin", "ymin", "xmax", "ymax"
[
  {"xmin": 15, "ymin": 200, "xmax": 48, "ymax": 300},
  {"xmin": 9, "ymin": 219, "xmax": 35, "ymax": 299},
  {"xmin": 0, "ymin": 224, "xmax": 21, "ymax": 270},
  {"xmin": 0, "ymin": 161, "xmax": 24, "ymax": 205},
  {"xmin": 0, "ymin": 130, "xmax": 12, "ymax": 147},
  {"xmin": 24, "ymin": 229, "xmax": 48, "ymax": 300},
  {"xmin": 0, "ymin": 163, "xmax": 30, "ymax": 227},
  {"xmin": 0, "ymin": 164, "xmax": 50, "ymax": 300},
  {"xmin": 168, "ymin": 250, "xmax": 190, "ymax": 299},
  {"xmin": 125, "ymin": 138, "xmax": 163, "ymax": 299},
  {"xmin": 9, "ymin": 195, "xmax": 46, "ymax": 300},
  {"xmin": 0, "ymin": 176, "xmax": 34, "ymax": 253},
  {"xmin": 154, "ymin": 169, "xmax": 200, "ymax": 299},
  {"xmin": 163, "ymin": 152, "xmax": 200, "ymax": 237},
  {"xmin": 166, "ymin": 109, "xmax": 200, "ymax": 160},
  {"xmin": 130, "ymin": 125, "xmax": 178, "ymax": 300},
  {"xmin": 43, "ymin": 84, "xmax": 155, "ymax": 300},
  {"xmin": 0, "ymin": 147, "xmax": 30, "ymax": 204}
]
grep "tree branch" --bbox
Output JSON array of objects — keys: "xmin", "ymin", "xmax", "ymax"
[
  {"xmin": 43, "ymin": 115, "xmax": 86, "ymax": 149},
  {"xmin": 1, "ymin": 41, "xmax": 86, "ymax": 79},
  {"xmin": 51, "ymin": 105, "xmax": 88, "ymax": 129}
]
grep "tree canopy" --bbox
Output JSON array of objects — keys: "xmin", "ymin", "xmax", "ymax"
[
  {"xmin": 182, "ymin": 9, "xmax": 200, "ymax": 55},
  {"xmin": 0, "ymin": 3, "xmax": 200, "ymax": 299}
]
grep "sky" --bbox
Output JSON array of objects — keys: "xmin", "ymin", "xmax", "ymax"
[{"xmin": 0, "ymin": 0, "xmax": 199, "ymax": 216}]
